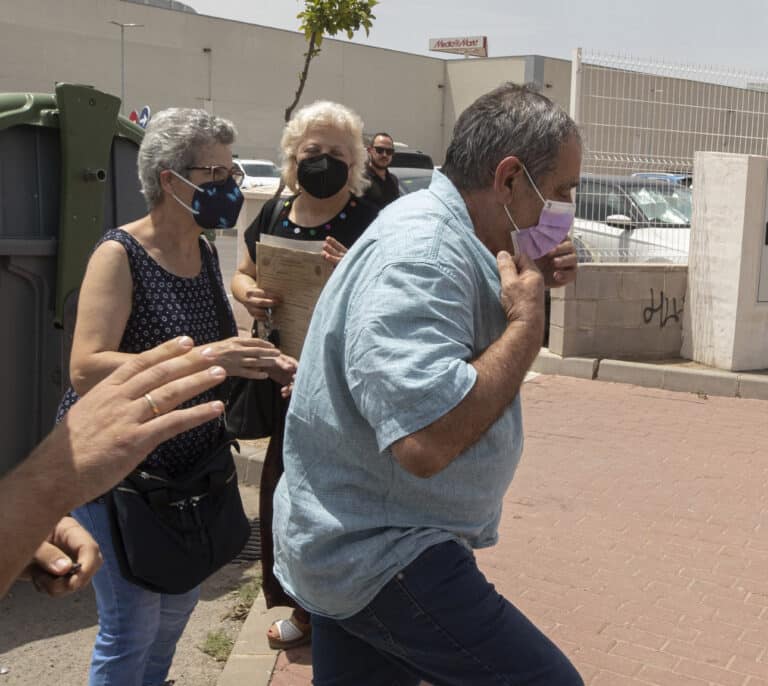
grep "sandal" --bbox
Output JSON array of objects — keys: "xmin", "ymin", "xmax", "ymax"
[{"xmin": 267, "ymin": 615, "xmax": 312, "ymax": 650}]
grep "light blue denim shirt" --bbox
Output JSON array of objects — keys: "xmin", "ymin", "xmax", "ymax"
[{"xmin": 272, "ymin": 170, "xmax": 524, "ymax": 619}]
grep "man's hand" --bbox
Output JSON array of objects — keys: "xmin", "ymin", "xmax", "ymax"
[
  {"xmin": 241, "ymin": 287, "xmax": 281, "ymax": 321},
  {"xmin": 322, "ymin": 237, "xmax": 348, "ymax": 266},
  {"xmin": 535, "ymin": 239, "xmax": 578, "ymax": 288},
  {"xmin": 22, "ymin": 517, "xmax": 102, "ymax": 597},
  {"xmin": 50, "ymin": 336, "xmax": 229, "ymax": 509},
  {"xmin": 0, "ymin": 337, "xmax": 230, "ymax": 599},
  {"xmin": 497, "ymin": 250, "xmax": 545, "ymax": 335}
]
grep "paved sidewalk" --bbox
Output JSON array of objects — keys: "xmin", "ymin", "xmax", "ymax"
[{"xmin": 265, "ymin": 375, "xmax": 768, "ymax": 686}]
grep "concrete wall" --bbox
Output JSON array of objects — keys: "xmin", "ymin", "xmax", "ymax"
[
  {"xmin": 1, "ymin": 0, "xmax": 446, "ymax": 161},
  {"xmin": 549, "ymin": 264, "xmax": 687, "ymax": 359},
  {"xmin": 682, "ymin": 152, "xmax": 768, "ymax": 370},
  {"xmin": 441, "ymin": 56, "xmax": 571, "ymax": 149}
]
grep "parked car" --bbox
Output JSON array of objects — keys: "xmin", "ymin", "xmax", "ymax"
[
  {"xmin": 391, "ymin": 149, "xmax": 434, "ymax": 169},
  {"xmin": 573, "ymin": 175, "xmax": 692, "ymax": 263},
  {"xmin": 392, "ymin": 166, "xmax": 434, "ymax": 194},
  {"xmin": 234, "ymin": 158, "xmax": 281, "ymax": 188},
  {"xmin": 632, "ymin": 171, "xmax": 693, "ymax": 188}
]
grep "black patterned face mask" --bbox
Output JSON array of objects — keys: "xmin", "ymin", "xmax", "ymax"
[
  {"xmin": 170, "ymin": 172, "xmax": 244, "ymax": 229},
  {"xmin": 297, "ymin": 154, "xmax": 349, "ymax": 199}
]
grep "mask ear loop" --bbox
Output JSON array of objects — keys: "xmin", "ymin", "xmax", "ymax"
[
  {"xmin": 503, "ymin": 204, "xmax": 521, "ymax": 256},
  {"xmin": 521, "ymin": 165, "xmax": 547, "ymax": 206},
  {"xmin": 168, "ymin": 169, "xmax": 203, "ymax": 215}
]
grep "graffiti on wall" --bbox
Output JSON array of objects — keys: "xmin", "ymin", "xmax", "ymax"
[{"xmin": 643, "ymin": 288, "xmax": 684, "ymax": 328}]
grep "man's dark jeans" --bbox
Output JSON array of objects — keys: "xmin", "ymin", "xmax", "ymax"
[{"xmin": 311, "ymin": 540, "xmax": 584, "ymax": 686}]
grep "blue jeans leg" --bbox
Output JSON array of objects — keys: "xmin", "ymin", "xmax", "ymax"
[
  {"xmin": 73, "ymin": 501, "xmax": 199, "ymax": 686},
  {"xmin": 312, "ymin": 613, "xmax": 421, "ymax": 686},
  {"xmin": 314, "ymin": 540, "xmax": 583, "ymax": 686}
]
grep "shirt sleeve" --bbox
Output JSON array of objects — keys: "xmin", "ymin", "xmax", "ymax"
[
  {"xmin": 345, "ymin": 260, "xmax": 478, "ymax": 452},
  {"xmin": 243, "ymin": 199, "xmax": 277, "ymax": 262}
]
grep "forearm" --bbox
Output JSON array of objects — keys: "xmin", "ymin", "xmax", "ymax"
[
  {"xmin": 71, "ymin": 351, "xmax": 136, "ymax": 395},
  {"xmin": 230, "ymin": 270, "xmax": 258, "ymax": 305},
  {"xmin": 0, "ymin": 434, "xmax": 79, "ymax": 596},
  {"xmin": 392, "ymin": 319, "xmax": 543, "ymax": 477}
]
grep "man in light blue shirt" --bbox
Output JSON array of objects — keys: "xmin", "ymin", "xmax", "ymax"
[{"xmin": 273, "ymin": 83, "xmax": 584, "ymax": 685}]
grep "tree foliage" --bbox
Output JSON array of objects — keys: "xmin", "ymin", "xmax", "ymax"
[{"xmin": 284, "ymin": 0, "xmax": 378, "ymax": 122}]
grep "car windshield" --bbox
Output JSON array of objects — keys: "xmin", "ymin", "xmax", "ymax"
[
  {"xmin": 242, "ymin": 163, "xmax": 280, "ymax": 177},
  {"xmin": 627, "ymin": 185, "xmax": 691, "ymax": 225}
]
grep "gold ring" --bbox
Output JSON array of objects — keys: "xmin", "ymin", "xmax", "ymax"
[{"xmin": 144, "ymin": 393, "xmax": 161, "ymax": 417}]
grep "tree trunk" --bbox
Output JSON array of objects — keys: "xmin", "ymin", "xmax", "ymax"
[{"xmin": 284, "ymin": 32, "xmax": 318, "ymax": 123}]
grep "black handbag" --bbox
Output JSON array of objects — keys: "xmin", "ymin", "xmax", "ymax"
[
  {"xmin": 225, "ymin": 324, "xmax": 282, "ymax": 439},
  {"xmin": 108, "ymin": 438, "xmax": 250, "ymax": 594},
  {"xmin": 225, "ymin": 197, "xmax": 285, "ymax": 439},
  {"xmin": 107, "ymin": 242, "xmax": 250, "ymax": 593}
]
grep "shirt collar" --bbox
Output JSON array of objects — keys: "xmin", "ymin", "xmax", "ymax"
[{"xmin": 428, "ymin": 169, "xmax": 474, "ymax": 232}]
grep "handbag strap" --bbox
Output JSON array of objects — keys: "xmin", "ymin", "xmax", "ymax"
[{"xmin": 200, "ymin": 236, "xmax": 234, "ymax": 402}]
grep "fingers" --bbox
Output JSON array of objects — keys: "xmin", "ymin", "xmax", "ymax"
[
  {"xmin": 275, "ymin": 354, "xmax": 299, "ymax": 374},
  {"xmin": 30, "ymin": 539, "xmax": 75, "ymax": 578},
  {"xmin": 125, "ymin": 348, "xmax": 229, "ymax": 406},
  {"xmin": 28, "ymin": 518, "xmax": 102, "ymax": 597},
  {"xmin": 545, "ymin": 239, "xmax": 575, "ymax": 258},
  {"xmin": 322, "ymin": 237, "xmax": 348, "ymax": 265},
  {"xmin": 133, "ymin": 401, "xmax": 226, "ymax": 451},
  {"xmin": 245, "ymin": 288, "xmax": 281, "ymax": 308},
  {"xmin": 496, "ymin": 250, "xmax": 520, "ymax": 282},
  {"xmin": 245, "ymin": 306, "xmax": 270, "ymax": 321},
  {"xmin": 109, "ymin": 337, "xmax": 194, "ymax": 385},
  {"xmin": 136, "ymin": 365, "xmax": 227, "ymax": 418},
  {"xmin": 514, "ymin": 251, "xmax": 539, "ymax": 273}
]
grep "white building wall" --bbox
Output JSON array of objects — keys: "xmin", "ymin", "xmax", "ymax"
[
  {"xmin": 1, "ymin": 1, "xmax": 573, "ymax": 164},
  {"xmin": 1, "ymin": 0, "xmax": 446, "ymax": 161}
]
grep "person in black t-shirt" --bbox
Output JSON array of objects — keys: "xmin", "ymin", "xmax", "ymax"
[
  {"xmin": 362, "ymin": 132, "xmax": 400, "ymax": 209},
  {"xmin": 231, "ymin": 100, "xmax": 378, "ymax": 653}
]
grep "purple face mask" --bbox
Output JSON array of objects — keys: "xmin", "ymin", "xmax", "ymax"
[{"xmin": 505, "ymin": 166, "xmax": 575, "ymax": 259}]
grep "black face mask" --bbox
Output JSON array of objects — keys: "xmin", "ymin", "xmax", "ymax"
[{"xmin": 297, "ymin": 154, "xmax": 349, "ymax": 199}]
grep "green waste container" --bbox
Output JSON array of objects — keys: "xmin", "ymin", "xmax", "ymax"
[{"xmin": 0, "ymin": 84, "xmax": 145, "ymax": 476}]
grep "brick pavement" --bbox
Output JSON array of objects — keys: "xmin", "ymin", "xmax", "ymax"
[{"xmin": 268, "ymin": 375, "xmax": 768, "ymax": 686}]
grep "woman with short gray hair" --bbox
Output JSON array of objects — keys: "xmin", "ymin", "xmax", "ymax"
[{"xmin": 56, "ymin": 108, "xmax": 295, "ymax": 686}]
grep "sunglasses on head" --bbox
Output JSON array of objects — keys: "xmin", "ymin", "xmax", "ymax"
[{"xmin": 373, "ymin": 146, "xmax": 394, "ymax": 156}]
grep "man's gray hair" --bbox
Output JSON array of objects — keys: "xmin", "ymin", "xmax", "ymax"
[
  {"xmin": 442, "ymin": 83, "xmax": 580, "ymax": 191},
  {"xmin": 138, "ymin": 108, "xmax": 237, "ymax": 208}
]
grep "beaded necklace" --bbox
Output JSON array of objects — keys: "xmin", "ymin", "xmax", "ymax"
[{"xmin": 278, "ymin": 195, "xmax": 358, "ymax": 238}]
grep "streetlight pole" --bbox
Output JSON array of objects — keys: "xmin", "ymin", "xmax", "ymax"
[{"xmin": 109, "ymin": 21, "xmax": 143, "ymax": 113}]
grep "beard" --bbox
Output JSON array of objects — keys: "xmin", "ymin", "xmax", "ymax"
[{"xmin": 369, "ymin": 158, "xmax": 390, "ymax": 171}]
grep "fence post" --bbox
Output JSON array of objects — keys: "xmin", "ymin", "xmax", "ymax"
[{"xmin": 569, "ymin": 47, "xmax": 582, "ymax": 124}]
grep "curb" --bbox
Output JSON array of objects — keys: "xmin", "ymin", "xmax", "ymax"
[
  {"xmin": 216, "ymin": 590, "xmax": 285, "ymax": 686},
  {"xmin": 531, "ymin": 349, "xmax": 768, "ymax": 399}
]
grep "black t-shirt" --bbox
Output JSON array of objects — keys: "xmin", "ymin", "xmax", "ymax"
[
  {"xmin": 244, "ymin": 193, "xmax": 378, "ymax": 262},
  {"xmin": 362, "ymin": 166, "xmax": 400, "ymax": 210}
]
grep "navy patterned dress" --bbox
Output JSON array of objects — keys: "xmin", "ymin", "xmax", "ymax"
[{"xmin": 57, "ymin": 229, "xmax": 237, "ymax": 477}]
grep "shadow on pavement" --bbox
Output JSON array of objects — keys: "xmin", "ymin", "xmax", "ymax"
[{"xmin": 0, "ymin": 581, "xmax": 97, "ymax": 654}]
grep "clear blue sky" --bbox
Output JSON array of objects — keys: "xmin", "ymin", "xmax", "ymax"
[{"xmin": 187, "ymin": 0, "xmax": 768, "ymax": 73}]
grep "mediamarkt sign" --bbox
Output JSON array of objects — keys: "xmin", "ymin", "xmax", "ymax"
[{"xmin": 428, "ymin": 36, "xmax": 488, "ymax": 57}]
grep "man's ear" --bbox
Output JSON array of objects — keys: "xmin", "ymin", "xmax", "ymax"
[{"xmin": 493, "ymin": 156, "xmax": 524, "ymax": 201}]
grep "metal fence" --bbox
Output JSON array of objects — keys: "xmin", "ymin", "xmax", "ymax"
[{"xmin": 570, "ymin": 49, "xmax": 768, "ymax": 264}]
